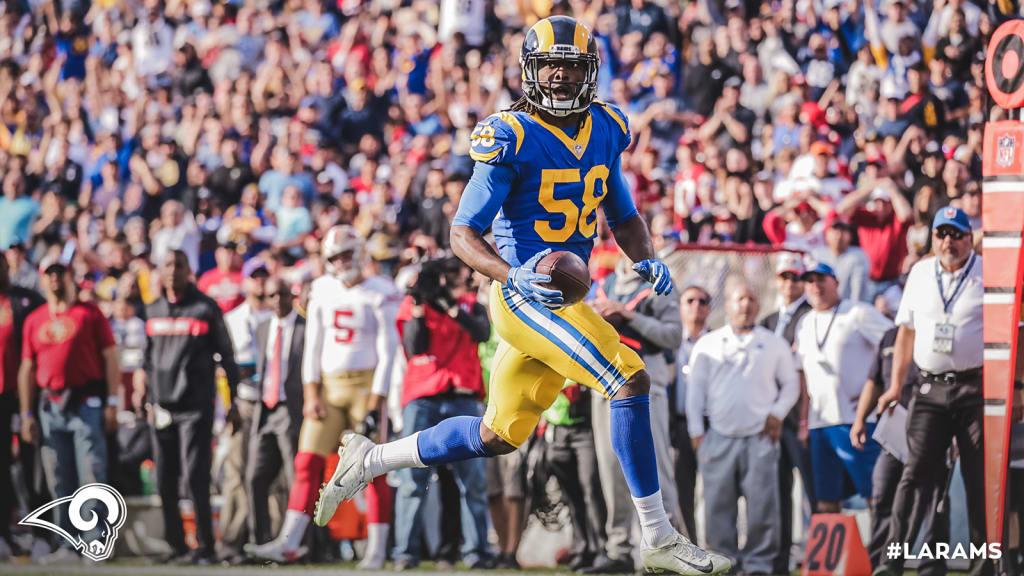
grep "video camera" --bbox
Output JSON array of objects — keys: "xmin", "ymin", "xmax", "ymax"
[{"xmin": 408, "ymin": 256, "xmax": 463, "ymax": 312}]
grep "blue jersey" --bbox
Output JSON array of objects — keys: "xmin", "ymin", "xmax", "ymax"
[{"xmin": 452, "ymin": 102, "xmax": 638, "ymax": 267}]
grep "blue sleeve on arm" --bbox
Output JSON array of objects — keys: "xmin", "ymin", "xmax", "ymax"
[
  {"xmin": 452, "ymin": 162, "xmax": 515, "ymax": 233},
  {"xmin": 603, "ymin": 155, "xmax": 639, "ymax": 229}
]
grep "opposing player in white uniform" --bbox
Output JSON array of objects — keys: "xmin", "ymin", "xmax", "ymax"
[{"xmin": 246, "ymin": 226, "xmax": 400, "ymax": 565}]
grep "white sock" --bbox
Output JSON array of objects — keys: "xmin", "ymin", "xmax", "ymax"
[
  {"xmin": 364, "ymin": 432, "xmax": 425, "ymax": 478},
  {"xmin": 364, "ymin": 523, "xmax": 389, "ymax": 561},
  {"xmin": 280, "ymin": 509, "xmax": 311, "ymax": 551},
  {"xmin": 633, "ymin": 490, "xmax": 675, "ymax": 548}
]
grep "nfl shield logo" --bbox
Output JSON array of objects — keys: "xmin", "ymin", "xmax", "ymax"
[
  {"xmin": 943, "ymin": 207, "xmax": 957, "ymax": 218},
  {"xmin": 997, "ymin": 134, "xmax": 1016, "ymax": 167},
  {"xmin": 573, "ymin": 144, "xmax": 583, "ymax": 156}
]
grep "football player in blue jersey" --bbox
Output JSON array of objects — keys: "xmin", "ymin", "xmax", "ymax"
[{"xmin": 315, "ymin": 15, "xmax": 730, "ymax": 575}]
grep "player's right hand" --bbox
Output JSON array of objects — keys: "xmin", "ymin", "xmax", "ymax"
[{"xmin": 506, "ymin": 248, "xmax": 563, "ymax": 309}]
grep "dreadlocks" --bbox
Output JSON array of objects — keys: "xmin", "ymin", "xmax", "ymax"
[
  {"xmin": 507, "ymin": 95, "xmax": 588, "ymax": 132},
  {"xmin": 508, "ymin": 95, "xmax": 538, "ymax": 114}
]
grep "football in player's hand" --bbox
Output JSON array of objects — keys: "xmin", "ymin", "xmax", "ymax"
[{"xmin": 535, "ymin": 250, "xmax": 591, "ymax": 306}]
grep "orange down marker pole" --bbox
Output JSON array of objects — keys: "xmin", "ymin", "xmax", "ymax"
[{"xmin": 981, "ymin": 19, "xmax": 1024, "ymax": 546}]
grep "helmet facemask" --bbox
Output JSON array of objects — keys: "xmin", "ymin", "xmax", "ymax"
[
  {"xmin": 521, "ymin": 51, "xmax": 599, "ymax": 117},
  {"xmin": 322, "ymin": 225, "xmax": 366, "ymax": 285},
  {"xmin": 325, "ymin": 248, "xmax": 363, "ymax": 284}
]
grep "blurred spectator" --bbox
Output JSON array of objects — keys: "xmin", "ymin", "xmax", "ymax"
[
  {"xmin": 836, "ymin": 178, "xmax": 913, "ymax": 299},
  {"xmin": 812, "ymin": 212, "xmax": 871, "ymax": 302},
  {"xmin": 0, "ymin": 167, "xmax": 40, "ymax": 250},
  {"xmin": 139, "ymin": 250, "xmax": 239, "ymax": 564},
  {"xmin": 151, "ymin": 201, "xmax": 200, "ymax": 272},
  {"xmin": 0, "ymin": 254, "xmax": 43, "ymax": 559},
  {"xmin": 197, "ymin": 240, "xmax": 245, "ymax": 313},
  {"xmin": 593, "ymin": 256, "xmax": 684, "ymax": 534},
  {"xmin": 7, "ymin": 245, "xmax": 40, "ymax": 292},
  {"xmin": 795, "ymin": 261, "xmax": 891, "ymax": 513},
  {"xmin": 247, "ymin": 277, "xmax": 304, "ymax": 549},
  {"xmin": 543, "ymin": 383, "xmax": 607, "ymax": 571},
  {"xmin": 19, "ymin": 253, "xmax": 119, "ymax": 564},
  {"xmin": 485, "ymin": 446, "xmax": 527, "ymax": 570},
  {"xmin": 672, "ymin": 285, "xmax": 712, "ymax": 543},
  {"xmin": 393, "ymin": 257, "xmax": 492, "ymax": 569},
  {"xmin": 217, "ymin": 264, "xmax": 270, "ymax": 564},
  {"xmin": 760, "ymin": 252, "xmax": 815, "ymax": 573},
  {"xmin": 851, "ymin": 313, "xmax": 950, "ymax": 575},
  {"xmin": 688, "ymin": 282, "xmax": 799, "ymax": 574}
]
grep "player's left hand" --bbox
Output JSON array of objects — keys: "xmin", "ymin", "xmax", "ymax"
[
  {"xmin": 359, "ymin": 410, "xmax": 380, "ymax": 438},
  {"xmin": 632, "ymin": 259, "xmax": 673, "ymax": 295}
]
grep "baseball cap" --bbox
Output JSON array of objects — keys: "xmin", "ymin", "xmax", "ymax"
[
  {"xmin": 932, "ymin": 205, "xmax": 971, "ymax": 232},
  {"xmin": 38, "ymin": 253, "xmax": 67, "ymax": 275},
  {"xmin": 865, "ymin": 151, "xmax": 886, "ymax": 165},
  {"xmin": 243, "ymin": 257, "xmax": 270, "ymax": 279},
  {"xmin": 801, "ymin": 261, "xmax": 837, "ymax": 280},
  {"xmin": 776, "ymin": 252, "xmax": 806, "ymax": 276},
  {"xmin": 810, "ymin": 141, "xmax": 834, "ymax": 156},
  {"xmin": 924, "ymin": 141, "xmax": 943, "ymax": 157},
  {"xmin": 724, "ymin": 76, "xmax": 743, "ymax": 90}
]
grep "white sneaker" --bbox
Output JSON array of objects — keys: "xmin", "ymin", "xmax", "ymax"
[
  {"xmin": 243, "ymin": 538, "xmax": 309, "ymax": 564},
  {"xmin": 357, "ymin": 523, "xmax": 389, "ymax": 570},
  {"xmin": 313, "ymin": 433, "xmax": 375, "ymax": 527},
  {"xmin": 38, "ymin": 547, "xmax": 82, "ymax": 565},
  {"xmin": 640, "ymin": 532, "xmax": 731, "ymax": 575}
]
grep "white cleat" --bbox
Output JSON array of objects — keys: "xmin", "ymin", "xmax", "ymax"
[
  {"xmin": 313, "ymin": 433, "xmax": 376, "ymax": 527},
  {"xmin": 243, "ymin": 539, "xmax": 308, "ymax": 564},
  {"xmin": 641, "ymin": 532, "xmax": 732, "ymax": 575}
]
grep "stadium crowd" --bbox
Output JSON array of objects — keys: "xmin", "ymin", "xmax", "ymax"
[{"xmin": 0, "ymin": 0, "xmax": 1022, "ymax": 573}]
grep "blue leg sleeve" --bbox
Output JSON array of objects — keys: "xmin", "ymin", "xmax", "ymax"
[
  {"xmin": 416, "ymin": 416, "xmax": 494, "ymax": 466},
  {"xmin": 610, "ymin": 394, "xmax": 660, "ymax": 498}
]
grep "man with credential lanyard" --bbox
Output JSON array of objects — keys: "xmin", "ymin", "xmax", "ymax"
[
  {"xmin": 793, "ymin": 261, "xmax": 892, "ymax": 514},
  {"xmin": 873, "ymin": 206, "xmax": 989, "ymax": 576}
]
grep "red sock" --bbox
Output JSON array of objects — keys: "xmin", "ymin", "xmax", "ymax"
[
  {"xmin": 288, "ymin": 451, "xmax": 326, "ymax": 514},
  {"xmin": 365, "ymin": 475, "xmax": 392, "ymax": 524}
]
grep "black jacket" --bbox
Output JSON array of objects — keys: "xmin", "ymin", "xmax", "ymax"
[
  {"xmin": 253, "ymin": 314, "xmax": 305, "ymax": 434},
  {"xmin": 1, "ymin": 286, "xmax": 44, "ymax": 395},
  {"xmin": 761, "ymin": 299, "xmax": 812, "ymax": 426},
  {"xmin": 143, "ymin": 284, "xmax": 239, "ymax": 411}
]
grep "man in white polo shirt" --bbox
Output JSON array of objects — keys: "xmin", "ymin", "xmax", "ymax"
[
  {"xmin": 687, "ymin": 283, "xmax": 799, "ymax": 573},
  {"xmin": 873, "ymin": 206, "xmax": 988, "ymax": 576},
  {"xmin": 794, "ymin": 261, "xmax": 892, "ymax": 513}
]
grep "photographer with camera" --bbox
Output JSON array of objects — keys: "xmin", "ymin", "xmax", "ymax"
[{"xmin": 392, "ymin": 256, "xmax": 493, "ymax": 570}]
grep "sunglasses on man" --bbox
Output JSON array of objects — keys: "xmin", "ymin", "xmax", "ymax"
[{"xmin": 934, "ymin": 227, "xmax": 968, "ymax": 240}]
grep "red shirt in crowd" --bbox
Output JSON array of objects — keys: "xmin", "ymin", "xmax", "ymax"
[
  {"xmin": 198, "ymin": 268, "xmax": 244, "ymax": 313},
  {"xmin": 850, "ymin": 208, "xmax": 910, "ymax": 281},
  {"xmin": 395, "ymin": 294, "xmax": 484, "ymax": 406},
  {"xmin": 22, "ymin": 301, "xmax": 115, "ymax": 391}
]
